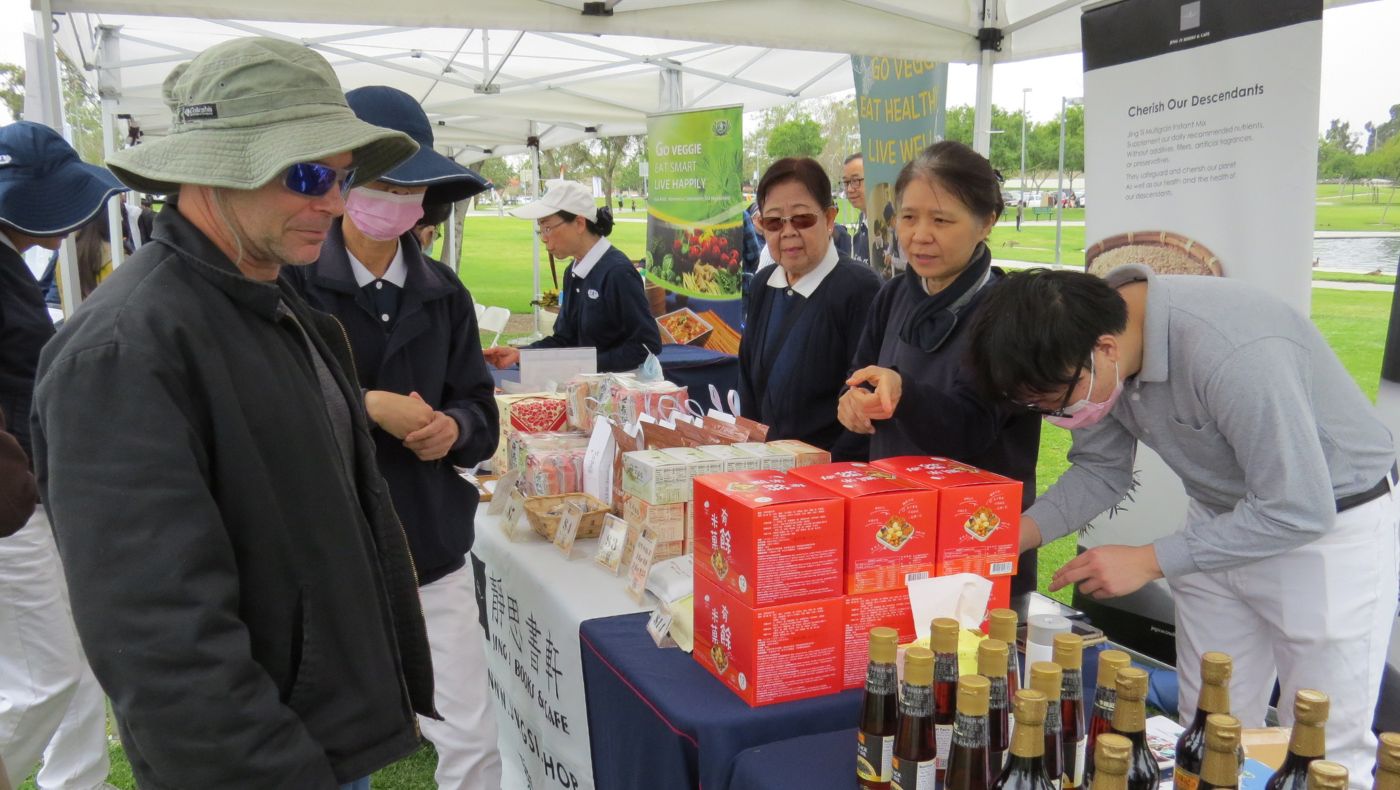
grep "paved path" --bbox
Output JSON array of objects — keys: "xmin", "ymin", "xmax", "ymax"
[{"xmin": 992, "ymin": 259, "xmax": 1393, "ymax": 292}]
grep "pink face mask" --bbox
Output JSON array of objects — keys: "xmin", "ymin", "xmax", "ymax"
[
  {"xmin": 1045, "ymin": 355, "xmax": 1123, "ymax": 430},
  {"xmin": 345, "ymin": 188, "xmax": 425, "ymax": 241}
]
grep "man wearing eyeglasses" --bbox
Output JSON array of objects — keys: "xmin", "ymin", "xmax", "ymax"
[
  {"xmin": 840, "ymin": 152, "xmax": 874, "ymax": 273},
  {"xmin": 30, "ymin": 38, "xmax": 436, "ymax": 790},
  {"xmin": 966, "ymin": 265, "xmax": 1397, "ymax": 787}
]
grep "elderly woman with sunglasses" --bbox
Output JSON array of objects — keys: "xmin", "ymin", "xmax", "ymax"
[
  {"xmin": 738, "ymin": 157, "xmax": 882, "ymax": 460},
  {"xmin": 838, "ymin": 141, "xmax": 1040, "ymax": 597}
]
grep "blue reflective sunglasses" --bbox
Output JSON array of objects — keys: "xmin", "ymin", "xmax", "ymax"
[{"xmin": 282, "ymin": 162, "xmax": 357, "ymax": 198}]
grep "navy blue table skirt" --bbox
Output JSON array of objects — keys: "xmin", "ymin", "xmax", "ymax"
[
  {"xmin": 579, "ymin": 613, "xmax": 862, "ymax": 790},
  {"xmin": 728, "ymin": 728, "xmax": 856, "ymax": 790}
]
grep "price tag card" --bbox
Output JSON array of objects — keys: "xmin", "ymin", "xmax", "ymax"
[
  {"xmin": 593, "ymin": 515, "xmax": 629, "ymax": 575},
  {"xmin": 625, "ymin": 529, "xmax": 658, "ymax": 603},
  {"xmin": 501, "ymin": 490, "xmax": 529, "ymax": 541},
  {"xmin": 486, "ymin": 470, "xmax": 521, "ymax": 516},
  {"xmin": 554, "ymin": 498, "xmax": 586, "ymax": 558},
  {"xmin": 646, "ymin": 607, "xmax": 677, "ymax": 649}
]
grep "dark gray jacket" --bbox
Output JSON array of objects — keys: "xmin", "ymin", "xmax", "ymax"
[{"xmin": 31, "ymin": 206, "xmax": 435, "ymax": 789}]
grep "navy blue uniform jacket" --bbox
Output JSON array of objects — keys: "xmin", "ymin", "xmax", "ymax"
[{"xmin": 528, "ymin": 244, "xmax": 661, "ymax": 373}]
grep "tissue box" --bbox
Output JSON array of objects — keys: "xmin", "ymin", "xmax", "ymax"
[
  {"xmin": 693, "ymin": 470, "xmax": 844, "ymax": 607},
  {"xmin": 870, "ymin": 457, "xmax": 1022, "ymax": 579},
  {"xmin": 693, "ymin": 574, "xmax": 844, "ymax": 707},
  {"xmin": 697, "ymin": 444, "xmax": 765, "ymax": 473},
  {"xmin": 790, "ymin": 462, "xmax": 939, "ymax": 595},
  {"xmin": 765, "ymin": 439, "xmax": 831, "ymax": 468},
  {"xmin": 621, "ymin": 449, "xmax": 692, "ymax": 505},
  {"xmin": 842, "ymin": 589, "xmax": 917, "ymax": 690},
  {"xmin": 732, "ymin": 442, "xmax": 795, "ymax": 472}
]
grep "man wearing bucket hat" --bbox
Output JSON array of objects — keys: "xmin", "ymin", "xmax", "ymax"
[
  {"xmin": 483, "ymin": 179, "xmax": 661, "ymax": 372},
  {"xmin": 0, "ymin": 120, "xmax": 124, "ymax": 790},
  {"xmin": 283, "ymin": 85, "xmax": 502, "ymax": 790},
  {"xmin": 30, "ymin": 38, "xmax": 436, "ymax": 790}
]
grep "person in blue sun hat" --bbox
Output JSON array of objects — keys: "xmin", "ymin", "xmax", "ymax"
[
  {"xmin": 0, "ymin": 120, "xmax": 125, "ymax": 790},
  {"xmin": 282, "ymin": 84, "xmax": 502, "ymax": 790}
]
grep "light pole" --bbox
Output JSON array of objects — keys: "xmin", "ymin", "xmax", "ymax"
[
  {"xmin": 1020, "ymin": 88, "xmax": 1031, "ymax": 205},
  {"xmin": 1055, "ymin": 96, "xmax": 1083, "ymax": 267}
]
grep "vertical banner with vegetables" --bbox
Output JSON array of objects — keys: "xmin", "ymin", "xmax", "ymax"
[
  {"xmin": 645, "ymin": 106, "xmax": 745, "ymax": 304},
  {"xmin": 852, "ymin": 56, "xmax": 948, "ymax": 279}
]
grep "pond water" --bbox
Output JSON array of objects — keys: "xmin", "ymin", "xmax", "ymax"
[{"xmin": 1312, "ymin": 236, "xmax": 1400, "ymax": 274}]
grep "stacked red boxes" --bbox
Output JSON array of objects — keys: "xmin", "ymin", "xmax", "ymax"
[
  {"xmin": 840, "ymin": 589, "xmax": 918, "ymax": 689},
  {"xmin": 691, "ymin": 470, "xmax": 845, "ymax": 706}
]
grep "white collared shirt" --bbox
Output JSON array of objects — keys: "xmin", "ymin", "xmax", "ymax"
[
  {"xmin": 570, "ymin": 236, "xmax": 612, "ymax": 280},
  {"xmin": 348, "ymin": 241, "xmax": 407, "ymax": 289},
  {"xmin": 765, "ymin": 240, "xmax": 838, "ymax": 298}
]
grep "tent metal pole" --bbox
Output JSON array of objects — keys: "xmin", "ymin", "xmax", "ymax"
[
  {"xmin": 98, "ymin": 25, "xmax": 124, "ymax": 272},
  {"xmin": 32, "ymin": 0, "xmax": 83, "ymax": 316},
  {"xmin": 972, "ymin": 0, "xmax": 999, "ymax": 156},
  {"xmin": 529, "ymin": 123, "xmax": 544, "ymax": 340}
]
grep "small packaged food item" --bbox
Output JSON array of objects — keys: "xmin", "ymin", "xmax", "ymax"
[
  {"xmin": 696, "ymin": 444, "xmax": 764, "ymax": 473},
  {"xmin": 621, "ymin": 449, "xmax": 691, "ymax": 505},
  {"xmin": 765, "ymin": 439, "xmax": 831, "ymax": 468},
  {"xmin": 732, "ymin": 442, "xmax": 794, "ymax": 472}
]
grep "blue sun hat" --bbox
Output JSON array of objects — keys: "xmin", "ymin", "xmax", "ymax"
[
  {"xmin": 344, "ymin": 86, "xmax": 491, "ymax": 204},
  {"xmin": 0, "ymin": 121, "xmax": 127, "ymax": 236}
]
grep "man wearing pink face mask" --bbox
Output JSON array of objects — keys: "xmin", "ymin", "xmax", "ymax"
[
  {"xmin": 966, "ymin": 264, "xmax": 1397, "ymax": 788},
  {"xmin": 282, "ymin": 85, "xmax": 502, "ymax": 790}
]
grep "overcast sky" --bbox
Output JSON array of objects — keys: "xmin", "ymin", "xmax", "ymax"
[{"xmin": 1, "ymin": 1, "xmax": 1397, "ymax": 134}]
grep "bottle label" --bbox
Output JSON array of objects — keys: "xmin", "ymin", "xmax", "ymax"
[
  {"xmin": 857, "ymin": 732, "xmax": 894, "ymax": 782},
  {"xmin": 1063, "ymin": 737, "xmax": 1086, "ymax": 788},
  {"xmin": 891, "ymin": 756, "xmax": 938, "ymax": 790},
  {"xmin": 935, "ymin": 723, "xmax": 954, "ymax": 769},
  {"xmin": 1175, "ymin": 766, "xmax": 1201, "ymax": 790}
]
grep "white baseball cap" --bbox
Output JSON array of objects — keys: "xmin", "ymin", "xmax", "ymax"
[{"xmin": 509, "ymin": 179, "xmax": 598, "ymax": 222}]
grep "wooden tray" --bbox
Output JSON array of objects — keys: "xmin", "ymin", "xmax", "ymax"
[
  {"xmin": 524, "ymin": 493, "xmax": 610, "ymax": 540},
  {"xmin": 1085, "ymin": 230, "xmax": 1222, "ymax": 277}
]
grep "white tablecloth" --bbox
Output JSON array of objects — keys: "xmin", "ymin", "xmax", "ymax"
[{"xmin": 471, "ymin": 511, "xmax": 646, "ymax": 790}]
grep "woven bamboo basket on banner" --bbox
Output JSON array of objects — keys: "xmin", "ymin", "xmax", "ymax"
[{"xmin": 1085, "ymin": 230, "xmax": 1223, "ymax": 278}]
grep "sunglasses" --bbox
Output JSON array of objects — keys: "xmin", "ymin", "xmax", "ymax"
[
  {"xmin": 283, "ymin": 162, "xmax": 357, "ymax": 199},
  {"xmin": 755, "ymin": 213, "xmax": 821, "ymax": 233}
]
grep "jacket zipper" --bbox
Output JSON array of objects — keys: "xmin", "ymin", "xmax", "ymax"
[{"xmin": 332, "ymin": 315, "xmax": 426, "ymax": 735}]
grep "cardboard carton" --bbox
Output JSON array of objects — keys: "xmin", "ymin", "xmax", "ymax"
[
  {"xmin": 765, "ymin": 439, "xmax": 831, "ymax": 468},
  {"xmin": 621, "ymin": 449, "xmax": 691, "ymax": 505},
  {"xmin": 732, "ymin": 442, "xmax": 795, "ymax": 472},
  {"xmin": 693, "ymin": 574, "xmax": 844, "ymax": 706},
  {"xmin": 842, "ymin": 589, "xmax": 918, "ymax": 689}
]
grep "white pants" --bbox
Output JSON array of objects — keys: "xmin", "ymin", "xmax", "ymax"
[
  {"xmin": 418, "ymin": 564, "xmax": 502, "ymax": 790},
  {"xmin": 0, "ymin": 508, "xmax": 111, "ymax": 790},
  {"xmin": 1170, "ymin": 491, "xmax": 1400, "ymax": 790}
]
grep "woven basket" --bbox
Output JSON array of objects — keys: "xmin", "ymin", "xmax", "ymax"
[
  {"xmin": 1085, "ymin": 230, "xmax": 1222, "ymax": 278},
  {"xmin": 525, "ymin": 493, "xmax": 610, "ymax": 540}
]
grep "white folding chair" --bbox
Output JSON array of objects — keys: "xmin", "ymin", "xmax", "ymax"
[
  {"xmin": 474, "ymin": 301, "xmax": 486, "ymax": 322},
  {"xmin": 479, "ymin": 306, "xmax": 511, "ymax": 347}
]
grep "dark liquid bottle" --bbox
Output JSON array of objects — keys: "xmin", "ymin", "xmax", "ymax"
[
  {"xmin": 1088, "ymin": 733, "xmax": 1133, "ymax": 790},
  {"xmin": 859, "ymin": 627, "xmax": 901, "ymax": 790},
  {"xmin": 1029, "ymin": 662, "xmax": 1064, "ymax": 790},
  {"xmin": 989, "ymin": 609, "xmax": 1021, "ymax": 697},
  {"xmin": 1053, "ymin": 634, "xmax": 1087, "ymax": 790},
  {"xmin": 893, "ymin": 646, "xmax": 937, "ymax": 790},
  {"xmin": 1096, "ymin": 668, "xmax": 1160, "ymax": 790},
  {"xmin": 1375, "ymin": 733, "xmax": 1400, "ymax": 790},
  {"xmin": 1197, "ymin": 715, "xmax": 1242, "ymax": 790},
  {"xmin": 992, "ymin": 690, "xmax": 1056, "ymax": 790},
  {"xmin": 1175, "ymin": 652, "xmax": 1234, "ymax": 790},
  {"xmin": 933, "ymin": 617, "xmax": 962, "ymax": 786},
  {"xmin": 980, "ymin": 638, "xmax": 1012, "ymax": 772},
  {"xmin": 947, "ymin": 675, "xmax": 993, "ymax": 790},
  {"xmin": 1307, "ymin": 762, "xmax": 1349, "ymax": 790},
  {"xmin": 1086, "ymin": 650, "xmax": 1131, "ymax": 780},
  {"xmin": 1264, "ymin": 690, "xmax": 1329, "ymax": 790}
]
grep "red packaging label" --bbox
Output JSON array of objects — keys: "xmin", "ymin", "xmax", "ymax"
[{"xmin": 842, "ymin": 589, "xmax": 918, "ymax": 689}]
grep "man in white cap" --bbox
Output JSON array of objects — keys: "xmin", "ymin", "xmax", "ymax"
[{"xmin": 31, "ymin": 38, "xmax": 433, "ymax": 790}]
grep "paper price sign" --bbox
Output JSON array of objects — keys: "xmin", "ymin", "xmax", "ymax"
[
  {"xmin": 486, "ymin": 470, "xmax": 521, "ymax": 516},
  {"xmin": 554, "ymin": 499, "xmax": 586, "ymax": 557},
  {"xmin": 625, "ymin": 529, "xmax": 658, "ymax": 603},
  {"xmin": 593, "ymin": 515, "xmax": 629, "ymax": 574},
  {"xmin": 502, "ymin": 490, "xmax": 529, "ymax": 541},
  {"xmin": 646, "ymin": 608, "xmax": 676, "ymax": 648}
]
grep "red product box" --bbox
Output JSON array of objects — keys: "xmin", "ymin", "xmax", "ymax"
[
  {"xmin": 870, "ymin": 457, "xmax": 1022, "ymax": 580},
  {"xmin": 789, "ymin": 462, "xmax": 939, "ymax": 595},
  {"xmin": 842, "ymin": 589, "xmax": 918, "ymax": 690},
  {"xmin": 693, "ymin": 574, "xmax": 845, "ymax": 707},
  {"xmin": 693, "ymin": 470, "xmax": 844, "ymax": 607}
]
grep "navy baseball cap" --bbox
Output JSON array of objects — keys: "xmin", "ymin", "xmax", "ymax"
[
  {"xmin": 0, "ymin": 121, "xmax": 127, "ymax": 236},
  {"xmin": 345, "ymin": 86, "xmax": 491, "ymax": 204}
]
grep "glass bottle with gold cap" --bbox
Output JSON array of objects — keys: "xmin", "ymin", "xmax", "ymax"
[
  {"xmin": 1088, "ymin": 733, "xmax": 1133, "ymax": 790},
  {"xmin": 859, "ymin": 627, "xmax": 901, "ymax": 789},
  {"xmin": 1029, "ymin": 662, "xmax": 1065, "ymax": 790},
  {"xmin": 989, "ymin": 609, "xmax": 1021, "ymax": 695},
  {"xmin": 947, "ymin": 675, "xmax": 993, "ymax": 790},
  {"xmin": 1176, "ymin": 653, "xmax": 1235, "ymax": 790},
  {"xmin": 933, "ymin": 617, "xmax": 963, "ymax": 784},
  {"xmin": 1097, "ymin": 667, "xmax": 1160, "ymax": 790},
  {"xmin": 1265, "ymin": 690, "xmax": 1329, "ymax": 790},
  {"xmin": 992, "ymin": 690, "xmax": 1057, "ymax": 790},
  {"xmin": 1372, "ymin": 732, "xmax": 1400, "ymax": 790},
  {"xmin": 1053, "ymin": 634, "xmax": 1087, "ymax": 790},
  {"xmin": 1197, "ymin": 714, "xmax": 1242, "ymax": 790},
  {"xmin": 893, "ymin": 646, "xmax": 938, "ymax": 790},
  {"xmin": 981, "ymin": 639, "xmax": 1012, "ymax": 771},
  {"xmin": 1305, "ymin": 761, "xmax": 1348, "ymax": 790},
  {"xmin": 1087, "ymin": 650, "xmax": 1132, "ymax": 780}
]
